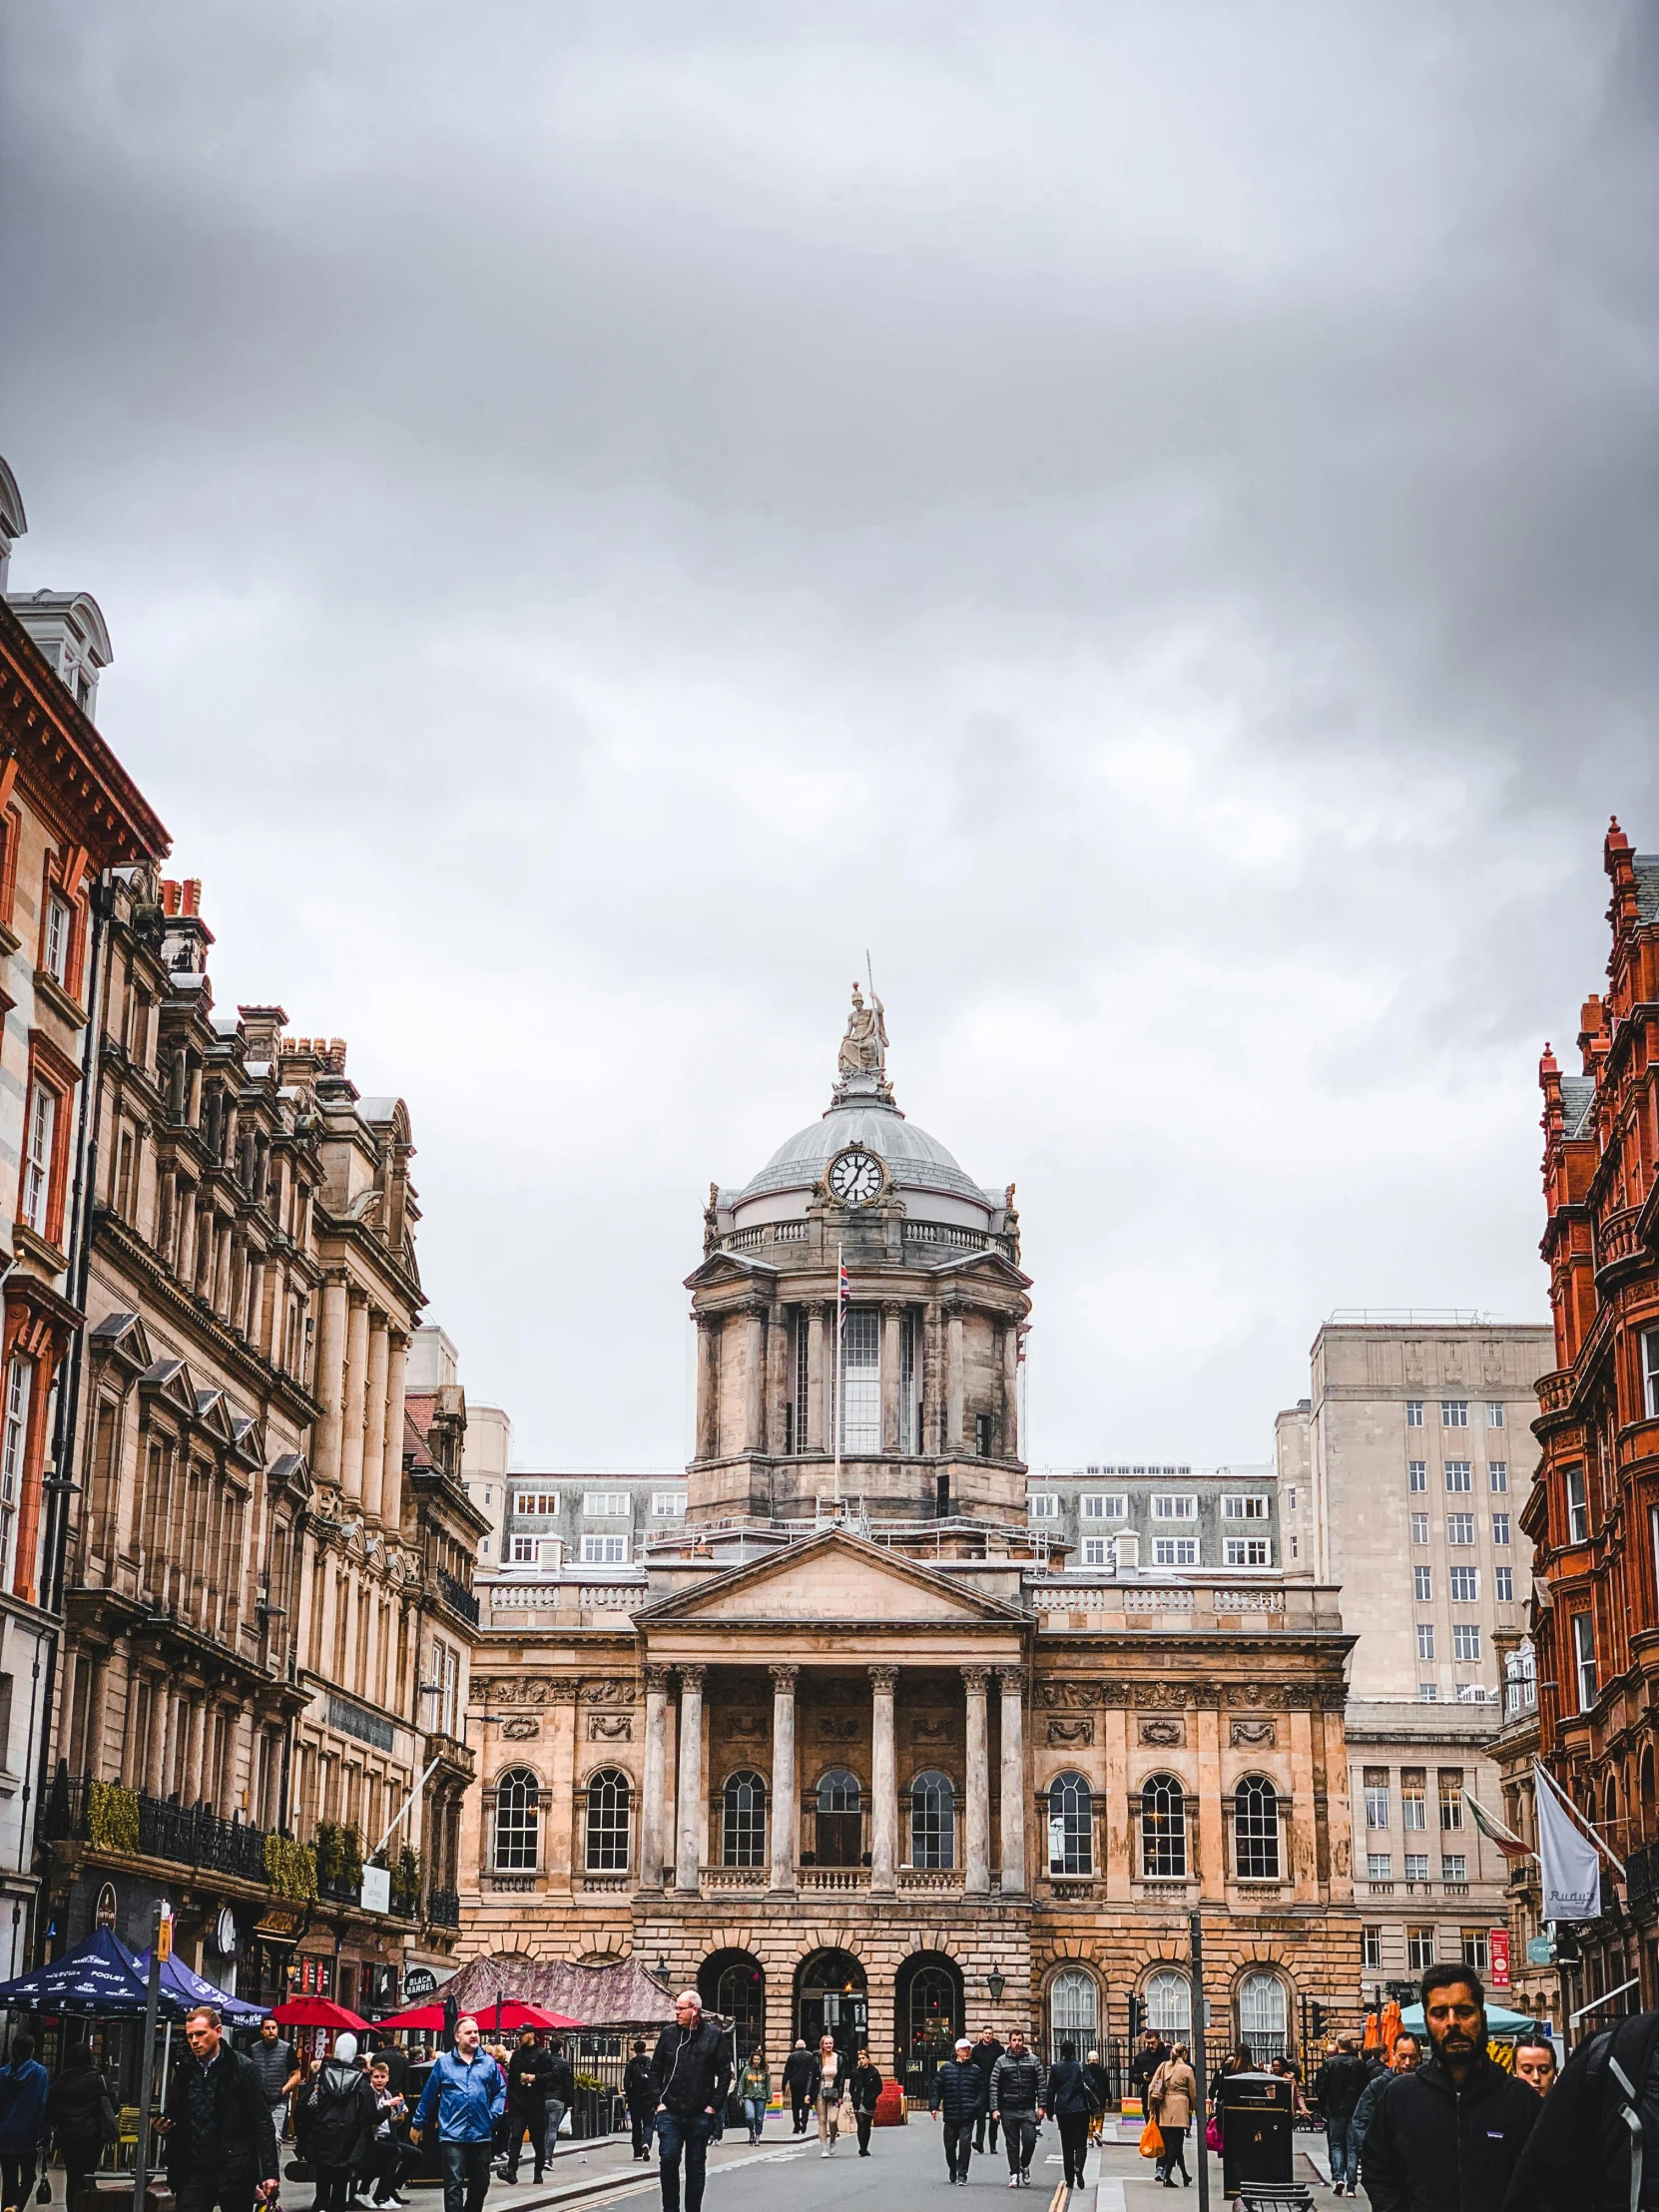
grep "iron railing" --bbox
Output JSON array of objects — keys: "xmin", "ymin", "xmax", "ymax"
[
  {"xmin": 434, "ymin": 1568, "xmax": 480, "ymax": 1625},
  {"xmin": 426, "ymin": 1888, "xmax": 461, "ymax": 1927},
  {"xmin": 43, "ymin": 1769, "xmax": 272, "ymax": 1884}
]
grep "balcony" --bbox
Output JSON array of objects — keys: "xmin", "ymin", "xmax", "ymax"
[
  {"xmin": 1627, "ymin": 1843, "xmax": 1659, "ymax": 1907},
  {"xmin": 434, "ymin": 1568, "xmax": 480, "ymax": 1626},
  {"xmin": 44, "ymin": 1770, "xmax": 272, "ymax": 1886},
  {"xmin": 426, "ymin": 1888, "xmax": 461, "ymax": 1927}
]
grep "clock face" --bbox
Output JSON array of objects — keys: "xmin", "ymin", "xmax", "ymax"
[{"xmin": 828, "ymin": 1147, "xmax": 885, "ymax": 1206}]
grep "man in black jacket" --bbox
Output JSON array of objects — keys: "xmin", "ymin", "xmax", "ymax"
[
  {"xmin": 781, "ymin": 2042, "xmax": 815, "ymax": 2136},
  {"xmin": 929, "ymin": 2038, "xmax": 986, "ymax": 2184},
  {"xmin": 970, "ymin": 2030, "xmax": 1004, "ymax": 2154},
  {"xmin": 1313, "ymin": 2033, "xmax": 1373, "ymax": 2196},
  {"xmin": 156, "ymin": 2005, "xmax": 280, "ymax": 2212},
  {"xmin": 648, "ymin": 1992, "xmax": 732, "ymax": 2212},
  {"xmin": 541, "ymin": 2040, "xmax": 576, "ymax": 2174},
  {"xmin": 503, "ymin": 2030, "xmax": 553, "ymax": 2183},
  {"xmin": 1131, "ymin": 2031, "xmax": 1171, "ymax": 2108},
  {"xmin": 1362, "ymin": 1967, "xmax": 1539, "ymax": 2212}
]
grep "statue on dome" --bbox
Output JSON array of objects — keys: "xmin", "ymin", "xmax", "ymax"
[{"xmin": 838, "ymin": 982, "xmax": 887, "ymax": 1077}]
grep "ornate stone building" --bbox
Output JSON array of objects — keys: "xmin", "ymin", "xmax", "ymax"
[
  {"xmin": 1520, "ymin": 819, "xmax": 1659, "ymax": 2018},
  {"xmin": 41, "ymin": 868, "xmax": 482, "ymax": 2005},
  {"xmin": 461, "ymin": 997, "xmax": 1362, "ymax": 2074}
]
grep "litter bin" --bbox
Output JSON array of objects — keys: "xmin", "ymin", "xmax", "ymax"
[{"xmin": 1218, "ymin": 2069, "xmax": 1294, "ymax": 2195}]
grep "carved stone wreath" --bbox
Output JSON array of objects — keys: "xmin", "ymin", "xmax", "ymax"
[
  {"xmin": 500, "ymin": 1717, "xmax": 540, "ymax": 1741},
  {"xmin": 1138, "ymin": 1718, "xmax": 1185, "ymax": 1747}
]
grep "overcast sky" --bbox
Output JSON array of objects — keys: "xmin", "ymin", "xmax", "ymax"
[{"xmin": 3, "ymin": 2, "xmax": 1655, "ymax": 1473}]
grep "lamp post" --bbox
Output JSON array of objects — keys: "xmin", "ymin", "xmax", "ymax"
[{"xmin": 985, "ymin": 1970, "xmax": 1006, "ymax": 2005}]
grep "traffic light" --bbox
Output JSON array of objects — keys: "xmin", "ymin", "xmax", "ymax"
[{"xmin": 1310, "ymin": 2002, "xmax": 1326, "ymax": 2040}]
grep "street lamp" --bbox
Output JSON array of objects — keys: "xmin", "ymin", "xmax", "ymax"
[{"xmin": 985, "ymin": 1971, "xmax": 1006, "ymax": 2004}]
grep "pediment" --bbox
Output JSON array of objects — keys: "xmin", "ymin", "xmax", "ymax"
[
  {"xmin": 683, "ymin": 1251, "xmax": 779, "ymax": 1291},
  {"xmin": 639, "ymin": 1529, "xmax": 1026, "ymax": 1627}
]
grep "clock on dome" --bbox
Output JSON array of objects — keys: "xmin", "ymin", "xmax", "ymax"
[{"xmin": 827, "ymin": 1146, "xmax": 885, "ymax": 1206}]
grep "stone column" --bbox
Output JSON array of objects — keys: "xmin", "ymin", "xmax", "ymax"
[
  {"xmin": 769, "ymin": 1664, "xmax": 798, "ymax": 1893},
  {"xmin": 339, "ymin": 1292, "xmax": 370, "ymax": 1506},
  {"xmin": 1001, "ymin": 1325, "xmax": 1020, "ymax": 1458},
  {"xmin": 868, "ymin": 1665, "xmax": 897, "ymax": 1892},
  {"xmin": 675, "ymin": 1666, "xmax": 707, "ymax": 1894},
  {"xmin": 879, "ymin": 1305, "xmax": 902, "ymax": 1453},
  {"xmin": 143, "ymin": 1673, "xmax": 168, "ymax": 1797},
  {"xmin": 806, "ymin": 1305, "xmax": 826, "ymax": 1452},
  {"xmin": 546, "ymin": 1682, "xmax": 578, "ymax": 1896},
  {"xmin": 695, "ymin": 1319, "xmax": 718, "ymax": 1461},
  {"xmin": 184, "ymin": 1691, "xmax": 208, "ymax": 1806},
  {"xmin": 744, "ymin": 1306, "xmax": 765, "ymax": 1453},
  {"xmin": 314, "ymin": 1275, "xmax": 348, "ymax": 1488},
  {"xmin": 361, "ymin": 1314, "xmax": 390, "ymax": 1524},
  {"xmin": 766, "ymin": 1305, "xmax": 790, "ymax": 1457},
  {"xmin": 998, "ymin": 1669, "xmax": 1026, "ymax": 1895},
  {"xmin": 381, "ymin": 1329, "xmax": 409, "ymax": 1528},
  {"xmin": 962, "ymin": 1665, "xmax": 991, "ymax": 1894},
  {"xmin": 946, "ymin": 1307, "xmax": 965, "ymax": 1453},
  {"xmin": 640, "ymin": 1666, "xmax": 671, "ymax": 1891}
]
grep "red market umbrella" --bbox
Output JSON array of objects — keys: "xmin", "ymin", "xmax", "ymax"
[
  {"xmin": 272, "ymin": 1996, "xmax": 368, "ymax": 2030},
  {"xmin": 374, "ymin": 1998, "xmax": 583, "ymax": 2034}
]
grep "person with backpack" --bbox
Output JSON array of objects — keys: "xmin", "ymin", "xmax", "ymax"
[
  {"xmin": 1360, "ymin": 1966, "xmax": 1538, "ymax": 2211},
  {"xmin": 296, "ymin": 2033, "xmax": 378, "ymax": 2212},
  {"xmin": 1314, "ymin": 2032, "xmax": 1374, "ymax": 2196},
  {"xmin": 1502, "ymin": 2009, "xmax": 1659, "ymax": 2208},
  {"xmin": 46, "ymin": 2039, "xmax": 118, "ymax": 2210}
]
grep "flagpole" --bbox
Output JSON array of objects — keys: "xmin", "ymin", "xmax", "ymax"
[
  {"xmin": 1534, "ymin": 1758, "xmax": 1626, "ymax": 1876},
  {"xmin": 834, "ymin": 1243, "xmax": 844, "ymax": 1511}
]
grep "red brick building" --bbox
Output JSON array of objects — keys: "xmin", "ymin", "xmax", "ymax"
[{"xmin": 1523, "ymin": 819, "xmax": 1659, "ymax": 2012}]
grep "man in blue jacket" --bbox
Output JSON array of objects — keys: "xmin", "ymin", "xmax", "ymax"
[
  {"xmin": 0, "ymin": 2033, "xmax": 51, "ymax": 2212},
  {"xmin": 411, "ymin": 2018, "xmax": 506, "ymax": 2212}
]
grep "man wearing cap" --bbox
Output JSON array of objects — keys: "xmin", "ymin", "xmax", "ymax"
[
  {"xmin": 929, "ymin": 2038, "xmax": 988, "ymax": 2185},
  {"xmin": 647, "ymin": 1991, "xmax": 732, "ymax": 2212}
]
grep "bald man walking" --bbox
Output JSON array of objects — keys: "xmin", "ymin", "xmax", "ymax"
[{"xmin": 647, "ymin": 1992, "xmax": 732, "ymax": 2212}]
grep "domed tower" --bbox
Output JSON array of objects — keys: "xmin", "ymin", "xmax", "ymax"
[{"xmin": 684, "ymin": 988, "xmax": 1035, "ymax": 1545}]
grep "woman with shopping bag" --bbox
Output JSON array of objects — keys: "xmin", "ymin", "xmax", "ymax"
[{"xmin": 1146, "ymin": 2045, "xmax": 1197, "ymax": 2187}]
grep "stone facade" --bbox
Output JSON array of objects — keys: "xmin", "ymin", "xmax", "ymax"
[
  {"xmin": 461, "ymin": 998, "xmax": 1363, "ymax": 2074},
  {"xmin": 40, "ymin": 864, "xmax": 484, "ymax": 2003}
]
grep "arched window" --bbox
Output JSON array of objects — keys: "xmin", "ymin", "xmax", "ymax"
[
  {"xmin": 816, "ymin": 1768, "xmax": 862, "ymax": 1867},
  {"xmin": 1047, "ymin": 1773, "xmax": 1093, "ymax": 1877},
  {"xmin": 1239, "ymin": 1971, "xmax": 1288, "ymax": 2061},
  {"xmin": 1640, "ymin": 1746, "xmax": 1655, "ymax": 1828},
  {"xmin": 1606, "ymin": 1771, "xmax": 1620, "ymax": 1827},
  {"xmin": 909, "ymin": 1771, "xmax": 955, "ymax": 1870},
  {"xmin": 492, "ymin": 1767, "xmax": 540, "ymax": 1872},
  {"xmin": 1141, "ymin": 1774, "xmax": 1187, "ymax": 1880},
  {"xmin": 723, "ymin": 1770, "xmax": 767, "ymax": 1868},
  {"xmin": 585, "ymin": 1768, "xmax": 631, "ymax": 1873},
  {"xmin": 1049, "ymin": 1968, "xmax": 1098, "ymax": 2050},
  {"xmin": 1143, "ymin": 1968, "xmax": 1191, "ymax": 2038},
  {"xmin": 1234, "ymin": 1776, "xmax": 1281, "ymax": 1880}
]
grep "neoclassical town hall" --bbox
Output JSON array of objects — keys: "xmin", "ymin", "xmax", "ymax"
[{"xmin": 458, "ymin": 997, "xmax": 1362, "ymax": 2072}]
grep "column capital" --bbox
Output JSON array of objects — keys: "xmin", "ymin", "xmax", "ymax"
[
  {"xmin": 867, "ymin": 1664, "xmax": 899, "ymax": 1693},
  {"xmin": 643, "ymin": 1664, "xmax": 672, "ymax": 1695},
  {"xmin": 995, "ymin": 1666, "xmax": 1028, "ymax": 1695},
  {"xmin": 960, "ymin": 1664, "xmax": 992, "ymax": 1693},
  {"xmin": 679, "ymin": 1664, "xmax": 708, "ymax": 1694},
  {"xmin": 880, "ymin": 1300, "xmax": 904, "ymax": 1320},
  {"xmin": 769, "ymin": 1663, "xmax": 799, "ymax": 1692}
]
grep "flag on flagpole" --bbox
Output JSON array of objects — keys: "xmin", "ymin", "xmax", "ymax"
[
  {"xmin": 1533, "ymin": 1760, "xmax": 1602, "ymax": 1921},
  {"xmin": 838, "ymin": 1257, "xmax": 849, "ymax": 1308},
  {"xmin": 1465, "ymin": 1791, "xmax": 1530, "ymax": 1862}
]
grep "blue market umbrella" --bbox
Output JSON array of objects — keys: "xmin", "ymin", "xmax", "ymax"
[
  {"xmin": 0, "ymin": 1926, "xmax": 187, "ymax": 2016},
  {"xmin": 133, "ymin": 1948, "xmax": 266, "ymax": 2022},
  {"xmin": 1398, "ymin": 2000, "xmax": 1537, "ymax": 2034}
]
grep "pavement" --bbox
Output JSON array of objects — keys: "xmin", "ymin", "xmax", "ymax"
[{"xmin": 383, "ymin": 2114, "xmax": 1345, "ymax": 2212}]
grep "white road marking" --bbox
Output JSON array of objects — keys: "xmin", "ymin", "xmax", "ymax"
[{"xmin": 1096, "ymin": 2180, "xmax": 1126, "ymax": 2211}]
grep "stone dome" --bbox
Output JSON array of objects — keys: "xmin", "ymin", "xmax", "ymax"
[{"xmin": 738, "ymin": 1093, "xmax": 991, "ymax": 1211}]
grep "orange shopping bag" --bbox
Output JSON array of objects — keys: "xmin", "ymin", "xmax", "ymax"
[{"xmin": 1139, "ymin": 2121, "xmax": 1164, "ymax": 2159}]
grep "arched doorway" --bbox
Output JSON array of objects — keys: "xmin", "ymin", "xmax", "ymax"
[
  {"xmin": 795, "ymin": 1947, "xmax": 867, "ymax": 2061},
  {"xmin": 700, "ymin": 1949, "xmax": 765, "ymax": 2060},
  {"xmin": 895, "ymin": 1951, "xmax": 963, "ymax": 2089}
]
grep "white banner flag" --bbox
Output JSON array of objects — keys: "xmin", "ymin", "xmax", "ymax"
[{"xmin": 1534, "ymin": 1763, "xmax": 1601, "ymax": 1922}]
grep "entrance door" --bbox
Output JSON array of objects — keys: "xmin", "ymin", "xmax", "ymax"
[{"xmin": 797, "ymin": 1948, "xmax": 868, "ymax": 2062}]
